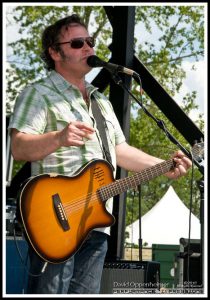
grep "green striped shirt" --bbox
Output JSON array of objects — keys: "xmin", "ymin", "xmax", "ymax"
[{"xmin": 9, "ymin": 71, "xmax": 126, "ymax": 234}]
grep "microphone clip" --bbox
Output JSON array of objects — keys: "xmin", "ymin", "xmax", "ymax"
[{"xmin": 111, "ymin": 72, "xmax": 123, "ymax": 86}]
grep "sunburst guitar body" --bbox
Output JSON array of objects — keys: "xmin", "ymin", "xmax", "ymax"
[{"xmin": 19, "ymin": 159, "xmax": 115, "ymax": 263}]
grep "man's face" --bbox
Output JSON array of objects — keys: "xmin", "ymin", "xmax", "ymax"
[{"xmin": 54, "ymin": 24, "xmax": 95, "ymax": 75}]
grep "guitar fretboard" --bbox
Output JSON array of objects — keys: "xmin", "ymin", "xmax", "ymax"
[{"xmin": 98, "ymin": 159, "xmax": 175, "ymax": 201}]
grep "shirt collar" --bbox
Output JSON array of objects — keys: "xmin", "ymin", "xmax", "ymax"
[
  {"xmin": 49, "ymin": 70, "xmax": 98, "ymax": 95},
  {"xmin": 49, "ymin": 70, "xmax": 72, "ymax": 92}
]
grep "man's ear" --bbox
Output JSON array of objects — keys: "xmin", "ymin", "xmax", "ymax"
[{"xmin": 49, "ymin": 47, "xmax": 61, "ymax": 62}]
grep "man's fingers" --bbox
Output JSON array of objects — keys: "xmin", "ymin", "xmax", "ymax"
[
  {"xmin": 70, "ymin": 120, "xmax": 95, "ymax": 133},
  {"xmin": 68, "ymin": 121, "xmax": 95, "ymax": 141}
]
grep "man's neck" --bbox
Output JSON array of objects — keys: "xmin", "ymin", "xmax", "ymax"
[
  {"xmin": 56, "ymin": 69, "xmax": 89, "ymax": 102},
  {"xmin": 56, "ymin": 68, "xmax": 86, "ymax": 91}
]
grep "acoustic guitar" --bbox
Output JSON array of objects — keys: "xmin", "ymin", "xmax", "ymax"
[{"xmin": 18, "ymin": 143, "xmax": 203, "ymax": 263}]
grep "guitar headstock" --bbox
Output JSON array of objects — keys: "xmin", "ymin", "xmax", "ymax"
[{"xmin": 192, "ymin": 141, "xmax": 204, "ymax": 162}]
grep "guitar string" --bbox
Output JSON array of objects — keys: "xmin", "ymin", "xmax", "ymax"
[
  {"xmin": 62, "ymin": 174, "xmax": 145, "ymax": 216},
  {"xmin": 60, "ymin": 159, "xmax": 175, "ymax": 215},
  {"xmin": 49, "ymin": 147, "xmax": 202, "ymax": 216},
  {"xmin": 62, "ymin": 173, "xmax": 152, "ymax": 214},
  {"xmin": 62, "ymin": 159, "xmax": 175, "ymax": 215},
  {"xmin": 63, "ymin": 158, "xmax": 175, "ymax": 207},
  {"xmin": 31, "ymin": 147, "xmax": 203, "ymax": 228},
  {"xmin": 63, "ymin": 148, "xmax": 203, "ymax": 216},
  {"xmin": 28, "ymin": 147, "xmax": 203, "ymax": 231},
  {"xmin": 63, "ymin": 170, "xmax": 151, "ymax": 214}
]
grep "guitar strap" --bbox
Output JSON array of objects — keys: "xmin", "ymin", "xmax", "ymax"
[{"xmin": 90, "ymin": 93, "xmax": 113, "ymax": 168}]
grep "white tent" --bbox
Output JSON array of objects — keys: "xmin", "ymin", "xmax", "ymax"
[{"xmin": 126, "ymin": 186, "xmax": 201, "ymax": 246}]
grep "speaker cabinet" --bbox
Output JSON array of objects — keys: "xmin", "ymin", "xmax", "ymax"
[
  {"xmin": 178, "ymin": 238, "xmax": 202, "ymax": 289},
  {"xmin": 100, "ymin": 260, "xmax": 160, "ymax": 294},
  {"xmin": 6, "ymin": 237, "xmax": 29, "ymax": 294}
]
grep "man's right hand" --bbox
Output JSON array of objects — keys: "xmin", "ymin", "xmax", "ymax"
[{"xmin": 57, "ymin": 121, "xmax": 95, "ymax": 147}]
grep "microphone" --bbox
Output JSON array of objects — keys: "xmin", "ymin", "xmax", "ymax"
[{"xmin": 87, "ymin": 55, "xmax": 139, "ymax": 78}]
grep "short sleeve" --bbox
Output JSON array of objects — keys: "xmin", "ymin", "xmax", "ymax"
[{"xmin": 8, "ymin": 85, "xmax": 48, "ymax": 135}]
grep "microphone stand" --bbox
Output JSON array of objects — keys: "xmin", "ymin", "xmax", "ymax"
[
  {"xmin": 110, "ymin": 71, "xmax": 204, "ymax": 284},
  {"xmin": 138, "ymin": 184, "xmax": 143, "ymax": 261},
  {"xmin": 197, "ymin": 177, "xmax": 204, "ymax": 288},
  {"xmin": 111, "ymin": 72, "xmax": 204, "ymax": 174}
]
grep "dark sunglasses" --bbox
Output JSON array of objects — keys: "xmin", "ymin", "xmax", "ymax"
[{"xmin": 56, "ymin": 37, "xmax": 95, "ymax": 49}]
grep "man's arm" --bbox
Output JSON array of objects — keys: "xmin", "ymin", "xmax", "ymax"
[
  {"xmin": 116, "ymin": 142, "xmax": 192, "ymax": 179},
  {"xmin": 10, "ymin": 121, "xmax": 95, "ymax": 161},
  {"xmin": 11, "ymin": 129, "xmax": 62, "ymax": 161},
  {"xmin": 116, "ymin": 142, "xmax": 161, "ymax": 172}
]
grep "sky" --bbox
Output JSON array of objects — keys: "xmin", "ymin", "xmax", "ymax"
[{"xmin": 175, "ymin": 60, "xmax": 205, "ymax": 120}]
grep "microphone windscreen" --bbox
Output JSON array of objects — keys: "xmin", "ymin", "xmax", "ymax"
[{"xmin": 87, "ymin": 55, "xmax": 104, "ymax": 68}]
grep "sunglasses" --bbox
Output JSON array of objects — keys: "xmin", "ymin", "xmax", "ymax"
[{"xmin": 56, "ymin": 37, "xmax": 95, "ymax": 49}]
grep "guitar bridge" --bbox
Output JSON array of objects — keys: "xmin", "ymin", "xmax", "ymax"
[{"xmin": 52, "ymin": 193, "xmax": 70, "ymax": 231}]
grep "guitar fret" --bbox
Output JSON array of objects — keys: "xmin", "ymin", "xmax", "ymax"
[
  {"xmin": 101, "ymin": 186, "xmax": 109, "ymax": 199},
  {"xmin": 130, "ymin": 176, "xmax": 136, "ymax": 188},
  {"xmin": 99, "ymin": 159, "xmax": 174, "ymax": 201}
]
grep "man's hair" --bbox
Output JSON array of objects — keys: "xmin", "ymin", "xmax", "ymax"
[{"xmin": 40, "ymin": 14, "xmax": 87, "ymax": 70}]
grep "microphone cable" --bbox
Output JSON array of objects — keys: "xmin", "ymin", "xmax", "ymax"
[
  {"xmin": 12, "ymin": 217, "xmax": 47, "ymax": 278},
  {"xmin": 186, "ymin": 152, "xmax": 195, "ymax": 286}
]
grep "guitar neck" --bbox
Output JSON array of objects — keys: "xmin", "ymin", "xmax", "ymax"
[{"xmin": 99, "ymin": 158, "xmax": 175, "ymax": 201}]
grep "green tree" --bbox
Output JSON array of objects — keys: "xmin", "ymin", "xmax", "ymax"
[{"xmin": 6, "ymin": 5, "xmax": 205, "ymax": 225}]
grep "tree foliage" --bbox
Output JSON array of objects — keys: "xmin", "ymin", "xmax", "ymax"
[{"xmin": 6, "ymin": 5, "xmax": 205, "ymax": 230}]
